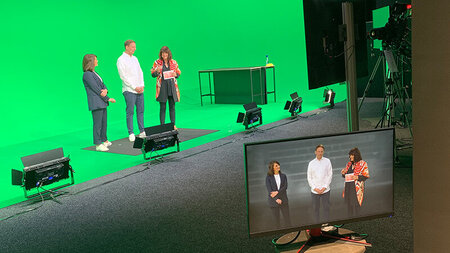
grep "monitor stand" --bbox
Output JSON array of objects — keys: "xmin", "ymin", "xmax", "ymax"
[
  {"xmin": 297, "ymin": 228, "xmax": 372, "ymax": 253},
  {"xmin": 275, "ymin": 227, "xmax": 372, "ymax": 252}
]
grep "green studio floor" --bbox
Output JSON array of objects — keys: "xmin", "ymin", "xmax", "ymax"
[{"xmin": 0, "ymin": 91, "xmax": 345, "ymax": 209}]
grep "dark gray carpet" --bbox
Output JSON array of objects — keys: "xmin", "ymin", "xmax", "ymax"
[
  {"xmin": 82, "ymin": 128, "xmax": 218, "ymax": 156},
  {"xmin": 0, "ymin": 99, "xmax": 412, "ymax": 253}
]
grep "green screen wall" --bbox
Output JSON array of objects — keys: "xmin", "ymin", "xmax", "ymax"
[{"xmin": 0, "ymin": 0, "xmax": 338, "ymax": 148}]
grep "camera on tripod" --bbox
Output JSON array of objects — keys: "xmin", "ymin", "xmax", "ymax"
[
  {"xmin": 359, "ymin": 3, "xmax": 413, "ymax": 138},
  {"xmin": 368, "ymin": 3, "xmax": 411, "ymax": 58}
]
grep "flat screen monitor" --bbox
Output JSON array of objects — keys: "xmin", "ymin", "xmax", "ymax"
[
  {"xmin": 244, "ymin": 128, "xmax": 394, "ymax": 236},
  {"xmin": 303, "ymin": 0, "xmax": 368, "ymax": 89}
]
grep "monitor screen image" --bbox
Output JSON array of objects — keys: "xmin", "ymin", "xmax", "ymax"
[{"xmin": 244, "ymin": 128, "xmax": 394, "ymax": 236}]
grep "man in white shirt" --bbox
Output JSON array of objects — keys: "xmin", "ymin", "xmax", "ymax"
[
  {"xmin": 307, "ymin": 144, "xmax": 333, "ymax": 223},
  {"xmin": 117, "ymin": 40, "xmax": 145, "ymax": 141}
]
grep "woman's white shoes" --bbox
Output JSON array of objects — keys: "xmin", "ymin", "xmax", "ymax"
[{"xmin": 96, "ymin": 143, "xmax": 109, "ymax": 152}]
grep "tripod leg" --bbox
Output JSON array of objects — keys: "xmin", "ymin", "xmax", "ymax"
[
  {"xmin": 392, "ymin": 74, "xmax": 413, "ymax": 137},
  {"xmin": 359, "ymin": 52, "xmax": 383, "ymax": 111},
  {"xmin": 377, "ymin": 75, "xmax": 395, "ymax": 129}
]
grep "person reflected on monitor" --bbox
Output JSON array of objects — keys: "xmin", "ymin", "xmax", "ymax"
[
  {"xmin": 307, "ymin": 144, "xmax": 333, "ymax": 224},
  {"xmin": 151, "ymin": 46, "xmax": 181, "ymax": 130},
  {"xmin": 265, "ymin": 161, "xmax": 291, "ymax": 228},
  {"xmin": 341, "ymin": 147, "xmax": 370, "ymax": 217}
]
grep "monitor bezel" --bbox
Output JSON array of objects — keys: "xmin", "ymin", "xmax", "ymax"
[{"xmin": 244, "ymin": 127, "xmax": 395, "ymax": 237}]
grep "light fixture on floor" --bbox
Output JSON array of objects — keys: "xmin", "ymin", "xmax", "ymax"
[
  {"xmin": 323, "ymin": 89, "xmax": 336, "ymax": 107},
  {"xmin": 237, "ymin": 102, "xmax": 263, "ymax": 130},
  {"xmin": 133, "ymin": 123, "xmax": 180, "ymax": 161},
  {"xmin": 284, "ymin": 92, "xmax": 303, "ymax": 117},
  {"xmin": 11, "ymin": 147, "xmax": 74, "ymax": 198}
]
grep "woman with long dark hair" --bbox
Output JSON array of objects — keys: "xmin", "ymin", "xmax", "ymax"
[
  {"xmin": 82, "ymin": 54, "xmax": 116, "ymax": 151},
  {"xmin": 341, "ymin": 148, "xmax": 370, "ymax": 216},
  {"xmin": 265, "ymin": 161, "xmax": 291, "ymax": 228},
  {"xmin": 151, "ymin": 46, "xmax": 181, "ymax": 129}
]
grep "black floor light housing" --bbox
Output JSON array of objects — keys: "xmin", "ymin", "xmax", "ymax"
[
  {"xmin": 237, "ymin": 102, "xmax": 263, "ymax": 130},
  {"xmin": 323, "ymin": 88, "xmax": 336, "ymax": 107},
  {"xmin": 133, "ymin": 123, "xmax": 180, "ymax": 160},
  {"xmin": 284, "ymin": 92, "xmax": 303, "ymax": 117},
  {"xmin": 11, "ymin": 147, "xmax": 74, "ymax": 198}
]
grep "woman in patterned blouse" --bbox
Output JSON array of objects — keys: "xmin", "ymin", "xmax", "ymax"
[{"xmin": 341, "ymin": 147, "xmax": 370, "ymax": 216}]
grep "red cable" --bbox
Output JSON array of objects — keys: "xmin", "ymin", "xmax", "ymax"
[
  {"xmin": 296, "ymin": 230, "xmax": 310, "ymax": 253},
  {"xmin": 324, "ymin": 234, "xmax": 372, "ymax": 246}
]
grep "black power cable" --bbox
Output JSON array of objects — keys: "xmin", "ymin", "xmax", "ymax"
[{"xmin": 0, "ymin": 184, "xmax": 46, "ymax": 222}]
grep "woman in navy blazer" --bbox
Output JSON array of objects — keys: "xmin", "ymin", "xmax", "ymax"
[
  {"xmin": 265, "ymin": 161, "xmax": 291, "ymax": 228},
  {"xmin": 82, "ymin": 54, "xmax": 116, "ymax": 151}
]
